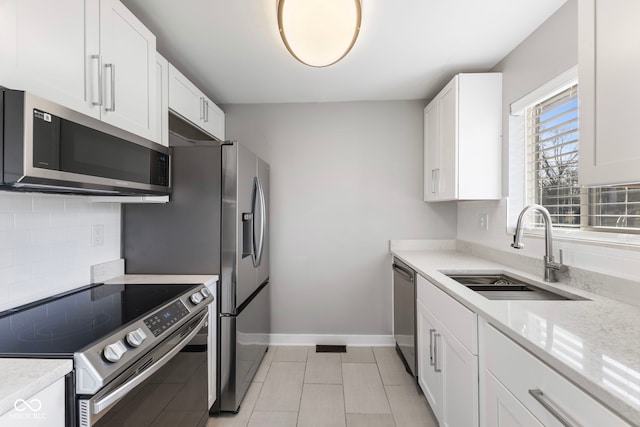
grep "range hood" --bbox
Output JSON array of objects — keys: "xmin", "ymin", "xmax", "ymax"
[{"xmin": 168, "ymin": 111, "xmax": 220, "ymax": 146}]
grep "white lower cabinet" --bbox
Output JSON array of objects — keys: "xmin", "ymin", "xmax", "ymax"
[
  {"xmin": 479, "ymin": 319, "xmax": 630, "ymax": 427},
  {"xmin": 416, "ymin": 275, "xmax": 479, "ymax": 426},
  {"xmin": 0, "ymin": 377, "xmax": 65, "ymax": 427},
  {"xmin": 483, "ymin": 370, "xmax": 543, "ymax": 427}
]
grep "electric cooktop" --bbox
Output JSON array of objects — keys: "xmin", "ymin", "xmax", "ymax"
[{"xmin": 0, "ymin": 283, "xmax": 198, "ymax": 357}]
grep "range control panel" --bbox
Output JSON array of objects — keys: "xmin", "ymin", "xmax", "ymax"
[{"xmin": 144, "ymin": 300, "xmax": 189, "ymax": 337}]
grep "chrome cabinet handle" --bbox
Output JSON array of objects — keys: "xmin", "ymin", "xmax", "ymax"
[
  {"xmin": 200, "ymin": 97, "xmax": 206, "ymax": 121},
  {"xmin": 204, "ymin": 100, "xmax": 210, "ymax": 122},
  {"xmin": 528, "ymin": 389, "xmax": 575, "ymax": 427},
  {"xmin": 431, "ymin": 169, "xmax": 437, "ymax": 194},
  {"xmin": 433, "ymin": 332, "xmax": 442, "ymax": 372},
  {"xmin": 90, "ymin": 55, "xmax": 102, "ymax": 106},
  {"xmin": 104, "ymin": 63, "xmax": 116, "ymax": 112},
  {"xmin": 429, "ymin": 329, "xmax": 436, "ymax": 366},
  {"xmin": 392, "ymin": 264, "xmax": 414, "ymax": 281}
]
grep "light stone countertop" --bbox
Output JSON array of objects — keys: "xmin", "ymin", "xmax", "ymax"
[
  {"xmin": 0, "ymin": 359, "xmax": 72, "ymax": 417},
  {"xmin": 104, "ymin": 274, "xmax": 218, "ymax": 287},
  {"xmin": 392, "ymin": 248, "xmax": 640, "ymax": 426}
]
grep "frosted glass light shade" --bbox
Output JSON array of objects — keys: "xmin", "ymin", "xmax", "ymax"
[{"xmin": 277, "ymin": 0, "xmax": 361, "ymax": 67}]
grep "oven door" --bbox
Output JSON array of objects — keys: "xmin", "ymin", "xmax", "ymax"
[{"xmin": 78, "ymin": 310, "xmax": 209, "ymax": 427}]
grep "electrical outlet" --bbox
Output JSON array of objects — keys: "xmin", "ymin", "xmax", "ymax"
[
  {"xmin": 479, "ymin": 213, "xmax": 489, "ymax": 231},
  {"xmin": 91, "ymin": 224, "xmax": 105, "ymax": 247}
]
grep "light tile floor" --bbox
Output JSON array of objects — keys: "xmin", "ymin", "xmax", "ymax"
[{"xmin": 208, "ymin": 346, "xmax": 438, "ymax": 427}]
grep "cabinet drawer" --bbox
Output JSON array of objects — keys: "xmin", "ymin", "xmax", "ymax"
[
  {"xmin": 482, "ymin": 322, "xmax": 630, "ymax": 426},
  {"xmin": 417, "ymin": 275, "xmax": 477, "ymax": 354}
]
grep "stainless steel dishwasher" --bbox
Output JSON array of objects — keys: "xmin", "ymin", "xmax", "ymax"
[{"xmin": 393, "ymin": 257, "xmax": 417, "ymax": 379}]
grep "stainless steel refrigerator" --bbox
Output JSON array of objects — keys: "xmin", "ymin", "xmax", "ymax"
[{"xmin": 123, "ymin": 141, "xmax": 270, "ymax": 413}]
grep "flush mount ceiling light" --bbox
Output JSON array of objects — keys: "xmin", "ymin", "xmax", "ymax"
[{"xmin": 277, "ymin": 0, "xmax": 362, "ymax": 67}]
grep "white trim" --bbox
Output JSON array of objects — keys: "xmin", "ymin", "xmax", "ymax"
[
  {"xmin": 268, "ymin": 334, "xmax": 395, "ymax": 347},
  {"xmin": 510, "ymin": 65, "xmax": 579, "ymax": 115}
]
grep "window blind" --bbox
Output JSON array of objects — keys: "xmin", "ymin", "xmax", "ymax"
[
  {"xmin": 526, "ymin": 84, "xmax": 580, "ymax": 228},
  {"xmin": 589, "ymin": 187, "xmax": 640, "ymax": 230}
]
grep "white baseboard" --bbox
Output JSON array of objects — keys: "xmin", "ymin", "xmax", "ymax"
[{"xmin": 268, "ymin": 334, "xmax": 395, "ymax": 347}]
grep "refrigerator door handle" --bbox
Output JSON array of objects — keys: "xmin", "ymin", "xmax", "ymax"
[
  {"xmin": 255, "ymin": 177, "xmax": 266, "ymax": 267},
  {"xmin": 251, "ymin": 177, "xmax": 260, "ymax": 268}
]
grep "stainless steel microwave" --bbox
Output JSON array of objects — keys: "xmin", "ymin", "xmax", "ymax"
[{"xmin": 0, "ymin": 88, "xmax": 170, "ymax": 195}]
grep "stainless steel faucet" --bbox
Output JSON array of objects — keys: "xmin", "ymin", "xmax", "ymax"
[{"xmin": 511, "ymin": 204, "xmax": 566, "ymax": 282}]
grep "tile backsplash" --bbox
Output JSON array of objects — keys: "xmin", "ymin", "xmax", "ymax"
[{"xmin": 0, "ymin": 191, "xmax": 121, "ymax": 311}]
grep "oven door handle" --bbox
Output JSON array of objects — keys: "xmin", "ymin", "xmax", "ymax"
[{"xmin": 92, "ymin": 311, "xmax": 208, "ymax": 415}]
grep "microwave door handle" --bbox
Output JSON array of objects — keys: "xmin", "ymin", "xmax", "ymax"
[{"xmin": 91, "ymin": 312, "xmax": 208, "ymax": 414}]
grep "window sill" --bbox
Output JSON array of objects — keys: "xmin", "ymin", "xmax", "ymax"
[{"xmin": 517, "ymin": 227, "xmax": 640, "ymax": 252}]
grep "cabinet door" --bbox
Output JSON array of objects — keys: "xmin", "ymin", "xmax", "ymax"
[
  {"xmin": 483, "ymin": 370, "xmax": 543, "ymax": 427},
  {"xmin": 423, "ymin": 101, "xmax": 439, "ymax": 201},
  {"xmin": 579, "ymin": 0, "xmax": 640, "ymax": 185},
  {"xmin": 0, "ymin": 0, "xmax": 99, "ymax": 118},
  {"xmin": 438, "ymin": 79, "xmax": 458, "ymax": 200},
  {"xmin": 202, "ymin": 97, "xmax": 226, "ymax": 141},
  {"xmin": 168, "ymin": 63, "xmax": 204, "ymax": 127},
  {"xmin": 156, "ymin": 53, "xmax": 169, "ymax": 146},
  {"xmin": 417, "ymin": 299, "xmax": 442, "ymax": 418},
  {"xmin": 0, "ymin": 377, "xmax": 66, "ymax": 427},
  {"xmin": 99, "ymin": 0, "xmax": 157, "ymax": 141},
  {"xmin": 439, "ymin": 326, "xmax": 479, "ymax": 427}
]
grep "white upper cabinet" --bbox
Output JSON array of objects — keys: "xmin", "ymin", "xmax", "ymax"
[
  {"xmin": 98, "ymin": 0, "xmax": 157, "ymax": 141},
  {"xmin": 579, "ymin": 0, "xmax": 640, "ymax": 186},
  {"xmin": 0, "ymin": 0, "xmax": 98, "ymax": 118},
  {"xmin": 168, "ymin": 63, "xmax": 225, "ymax": 141},
  {"xmin": 156, "ymin": 53, "xmax": 169, "ymax": 146},
  {"xmin": 424, "ymin": 73, "xmax": 502, "ymax": 202},
  {"xmin": 0, "ymin": 0, "xmax": 157, "ymax": 142}
]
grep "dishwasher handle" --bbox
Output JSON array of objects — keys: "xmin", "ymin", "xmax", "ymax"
[{"xmin": 392, "ymin": 263, "xmax": 414, "ymax": 282}]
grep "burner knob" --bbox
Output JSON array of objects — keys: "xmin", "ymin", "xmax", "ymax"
[
  {"xmin": 103, "ymin": 341, "xmax": 127, "ymax": 363},
  {"xmin": 200, "ymin": 288, "xmax": 210, "ymax": 298},
  {"xmin": 126, "ymin": 328, "xmax": 147, "ymax": 348},
  {"xmin": 190, "ymin": 292, "xmax": 204, "ymax": 304}
]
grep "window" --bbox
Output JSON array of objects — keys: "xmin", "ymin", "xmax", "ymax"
[
  {"xmin": 518, "ymin": 72, "xmax": 640, "ymax": 234},
  {"xmin": 526, "ymin": 84, "xmax": 580, "ymax": 228}
]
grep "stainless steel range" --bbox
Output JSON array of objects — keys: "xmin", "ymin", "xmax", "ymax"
[{"xmin": 0, "ymin": 282, "xmax": 213, "ymax": 427}]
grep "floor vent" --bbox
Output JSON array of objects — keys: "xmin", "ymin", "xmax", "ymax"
[{"xmin": 316, "ymin": 344, "xmax": 347, "ymax": 353}]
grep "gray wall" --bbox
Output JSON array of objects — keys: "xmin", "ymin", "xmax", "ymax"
[
  {"xmin": 493, "ymin": 0, "xmax": 578, "ymax": 198},
  {"xmin": 224, "ymin": 101, "xmax": 457, "ymax": 336},
  {"xmin": 457, "ymin": 0, "xmax": 579, "ymax": 251}
]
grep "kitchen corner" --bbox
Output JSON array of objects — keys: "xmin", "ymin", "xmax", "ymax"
[{"xmin": 390, "ymin": 239, "xmax": 640, "ymax": 426}]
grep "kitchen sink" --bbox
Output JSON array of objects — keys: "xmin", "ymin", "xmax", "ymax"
[{"xmin": 445, "ymin": 273, "xmax": 587, "ymax": 301}]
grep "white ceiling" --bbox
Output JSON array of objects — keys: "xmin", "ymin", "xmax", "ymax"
[{"xmin": 122, "ymin": 0, "xmax": 567, "ymax": 105}]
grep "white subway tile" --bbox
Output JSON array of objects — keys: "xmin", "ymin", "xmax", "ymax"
[
  {"xmin": 14, "ymin": 245, "xmax": 50, "ymax": 266},
  {"xmin": 1, "ymin": 264, "xmax": 33, "ymax": 285},
  {"xmin": 0, "ymin": 213, "xmax": 14, "ymax": 231},
  {"xmin": 33, "ymin": 197, "xmax": 65, "ymax": 212},
  {"xmin": 15, "ymin": 212, "xmax": 50, "ymax": 229},
  {"xmin": 2, "ymin": 193, "xmax": 33, "ymax": 213},
  {"xmin": 30, "ymin": 228, "xmax": 67, "ymax": 245},
  {"xmin": 50, "ymin": 210, "xmax": 80, "ymax": 228},
  {"xmin": 0, "ymin": 230, "xmax": 31, "ymax": 249},
  {"xmin": 64, "ymin": 198, "xmax": 92, "ymax": 213},
  {"xmin": 0, "ymin": 249, "xmax": 14, "ymax": 269}
]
